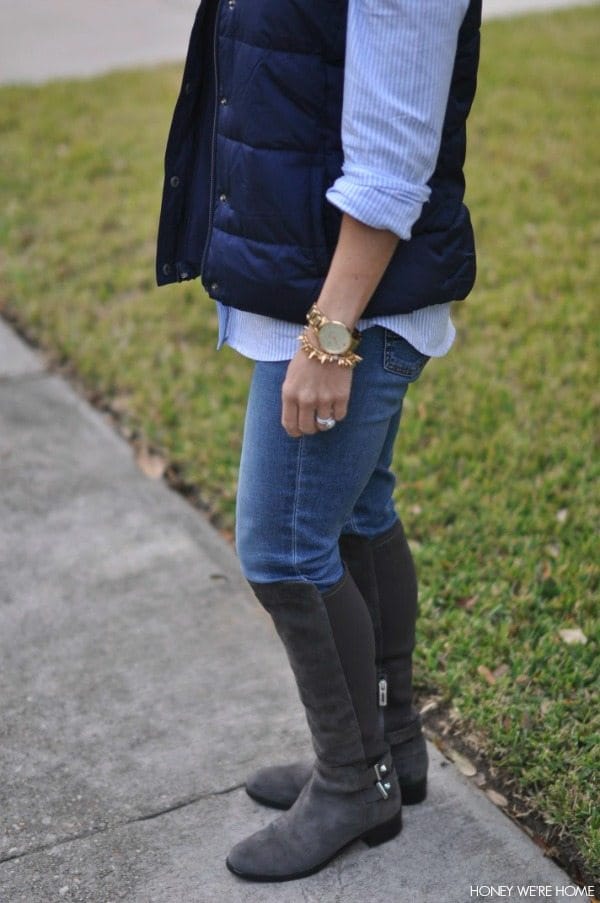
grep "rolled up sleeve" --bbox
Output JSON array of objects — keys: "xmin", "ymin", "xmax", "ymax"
[{"xmin": 326, "ymin": 0, "xmax": 470, "ymax": 240}]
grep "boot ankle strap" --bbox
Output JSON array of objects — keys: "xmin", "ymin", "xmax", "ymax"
[
  {"xmin": 386, "ymin": 717, "xmax": 423, "ymax": 747},
  {"xmin": 316, "ymin": 749, "xmax": 395, "ymax": 796}
]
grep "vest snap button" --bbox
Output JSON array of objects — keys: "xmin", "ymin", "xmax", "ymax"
[
  {"xmin": 162, "ymin": 263, "xmax": 171, "ymax": 276},
  {"xmin": 219, "ymin": 96, "xmax": 228, "ymax": 106},
  {"xmin": 219, "ymin": 193, "xmax": 227, "ymax": 202},
  {"xmin": 170, "ymin": 175, "xmax": 180, "ymax": 188},
  {"xmin": 211, "ymin": 282, "xmax": 219, "ymax": 293}
]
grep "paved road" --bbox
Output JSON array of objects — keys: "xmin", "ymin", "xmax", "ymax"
[
  {"xmin": 0, "ymin": 0, "xmax": 588, "ymax": 900},
  {"xmin": 0, "ymin": 0, "xmax": 597, "ymax": 84}
]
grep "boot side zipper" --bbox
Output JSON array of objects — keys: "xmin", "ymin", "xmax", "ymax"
[{"xmin": 378, "ymin": 676, "xmax": 388, "ymax": 707}]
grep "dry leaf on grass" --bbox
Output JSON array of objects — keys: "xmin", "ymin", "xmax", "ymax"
[
  {"xmin": 448, "ymin": 749, "xmax": 477, "ymax": 777},
  {"xmin": 477, "ymin": 664, "xmax": 496, "ymax": 685},
  {"xmin": 486, "ymin": 789, "xmax": 508, "ymax": 807},
  {"xmin": 109, "ymin": 394, "xmax": 132, "ymax": 414},
  {"xmin": 456, "ymin": 594, "xmax": 478, "ymax": 610},
  {"xmin": 541, "ymin": 560, "xmax": 553, "ymax": 579},
  {"xmin": 135, "ymin": 444, "xmax": 167, "ymax": 480},
  {"xmin": 558, "ymin": 628, "xmax": 587, "ymax": 645}
]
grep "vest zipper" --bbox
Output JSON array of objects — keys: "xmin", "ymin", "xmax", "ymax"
[
  {"xmin": 200, "ymin": 0, "xmax": 223, "ymax": 282},
  {"xmin": 177, "ymin": 0, "xmax": 207, "ymax": 274}
]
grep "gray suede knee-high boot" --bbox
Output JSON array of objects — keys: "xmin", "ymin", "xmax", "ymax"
[
  {"xmin": 226, "ymin": 568, "xmax": 402, "ymax": 882},
  {"xmin": 245, "ymin": 518, "xmax": 428, "ymax": 811}
]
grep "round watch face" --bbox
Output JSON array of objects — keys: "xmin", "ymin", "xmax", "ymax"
[{"xmin": 318, "ymin": 322, "xmax": 352, "ymax": 354}]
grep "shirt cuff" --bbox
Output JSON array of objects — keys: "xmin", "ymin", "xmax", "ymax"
[{"xmin": 326, "ymin": 175, "xmax": 431, "ymax": 241}]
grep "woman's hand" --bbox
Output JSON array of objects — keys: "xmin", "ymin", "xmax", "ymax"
[
  {"xmin": 279, "ymin": 216, "xmax": 399, "ymax": 438},
  {"xmin": 281, "ymin": 341, "xmax": 353, "ymax": 438}
]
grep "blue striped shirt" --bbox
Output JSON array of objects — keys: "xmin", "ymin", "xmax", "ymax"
[{"xmin": 216, "ymin": 0, "xmax": 470, "ymax": 361}]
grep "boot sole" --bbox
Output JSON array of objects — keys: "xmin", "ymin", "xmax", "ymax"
[
  {"xmin": 245, "ymin": 775, "xmax": 427, "ymax": 810},
  {"xmin": 225, "ymin": 811, "xmax": 402, "ymax": 883},
  {"xmin": 399, "ymin": 775, "xmax": 427, "ymax": 806}
]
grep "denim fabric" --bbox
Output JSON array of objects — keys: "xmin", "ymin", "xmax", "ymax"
[{"xmin": 235, "ymin": 327, "xmax": 430, "ymax": 593}]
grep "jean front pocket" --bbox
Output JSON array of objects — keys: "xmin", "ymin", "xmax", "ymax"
[{"xmin": 382, "ymin": 330, "xmax": 430, "ymax": 382}]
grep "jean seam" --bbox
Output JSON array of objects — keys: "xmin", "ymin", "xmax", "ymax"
[{"xmin": 291, "ymin": 434, "xmax": 307, "ymax": 582}]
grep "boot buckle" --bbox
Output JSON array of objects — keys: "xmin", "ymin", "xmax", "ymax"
[
  {"xmin": 375, "ymin": 779, "xmax": 392, "ymax": 799},
  {"xmin": 374, "ymin": 762, "xmax": 392, "ymax": 799}
]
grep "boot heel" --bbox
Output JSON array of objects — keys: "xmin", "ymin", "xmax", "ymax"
[
  {"xmin": 399, "ymin": 776, "xmax": 427, "ymax": 806},
  {"xmin": 362, "ymin": 812, "xmax": 402, "ymax": 847}
]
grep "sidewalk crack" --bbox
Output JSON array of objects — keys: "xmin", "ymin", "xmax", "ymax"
[
  {"xmin": 0, "ymin": 782, "xmax": 245, "ymax": 865},
  {"xmin": 130, "ymin": 781, "xmax": 245, "ymax": 824}
]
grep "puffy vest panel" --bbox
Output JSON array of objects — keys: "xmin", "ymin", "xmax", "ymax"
[{"xmin": 156, "ymin": 0, "xmax": 482, "ymax": 323}]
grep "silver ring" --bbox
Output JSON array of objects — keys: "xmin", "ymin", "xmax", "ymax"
[{"xmin": 315, "ymin": 415, "xmax": 336, "ymax": 430}]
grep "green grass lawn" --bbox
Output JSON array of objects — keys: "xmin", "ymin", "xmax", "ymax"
[{"xmin": 1, "ymin": 5, "xmax": 598, "ymax": 882}]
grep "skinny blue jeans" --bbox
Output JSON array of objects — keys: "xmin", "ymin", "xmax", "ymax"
[{"xmin": 235, "ymin": 326, "xmax": 430, "ymax": 593}]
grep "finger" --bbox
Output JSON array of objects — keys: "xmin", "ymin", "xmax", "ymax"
[
  {"xmin": 331, "ymin": 392, "xmax": 349, "ymax": 422},
  {"xmin": 281, "ymin": 388, "xmax": 302, "ymax": 438},
  {"xmin": 298, "ymin": 395, "xmax": 318, "ymax": 435}
]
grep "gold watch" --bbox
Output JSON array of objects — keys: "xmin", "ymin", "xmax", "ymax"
[{"xmin": 306, "ymin": 303, "xmax": 361, "ymax": 355}]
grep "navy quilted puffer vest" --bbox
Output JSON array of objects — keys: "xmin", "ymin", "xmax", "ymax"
[{"xmin": 156, "ymin": 0, "xmax": 481, "ymax": 323}]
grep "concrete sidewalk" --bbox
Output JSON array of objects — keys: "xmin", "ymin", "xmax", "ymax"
[
  {"xmin": 0, "ymin": 327, "xmax": 575, "ymax": 902},
  {"xmin": 0, "ymin": 0, "xmax": 597, "ymax": 84}
]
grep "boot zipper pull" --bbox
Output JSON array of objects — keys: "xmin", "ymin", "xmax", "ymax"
[{"xmin": 378, "ymin": 678, "xmax": 388, "ymax": 707}]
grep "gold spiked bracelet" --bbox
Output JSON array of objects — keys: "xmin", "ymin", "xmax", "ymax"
[{"xmin": 297, "ymin": 329, "xmax": 363, "ymax": 368}]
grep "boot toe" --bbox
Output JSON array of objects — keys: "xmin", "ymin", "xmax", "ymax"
[
  {"xmin": 245, "ymin": 760, "xmax": 312, "ymax": 810},
  {"xmin": 226, "ymin": 821, "xmax": 290, "ymax": 881}
]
